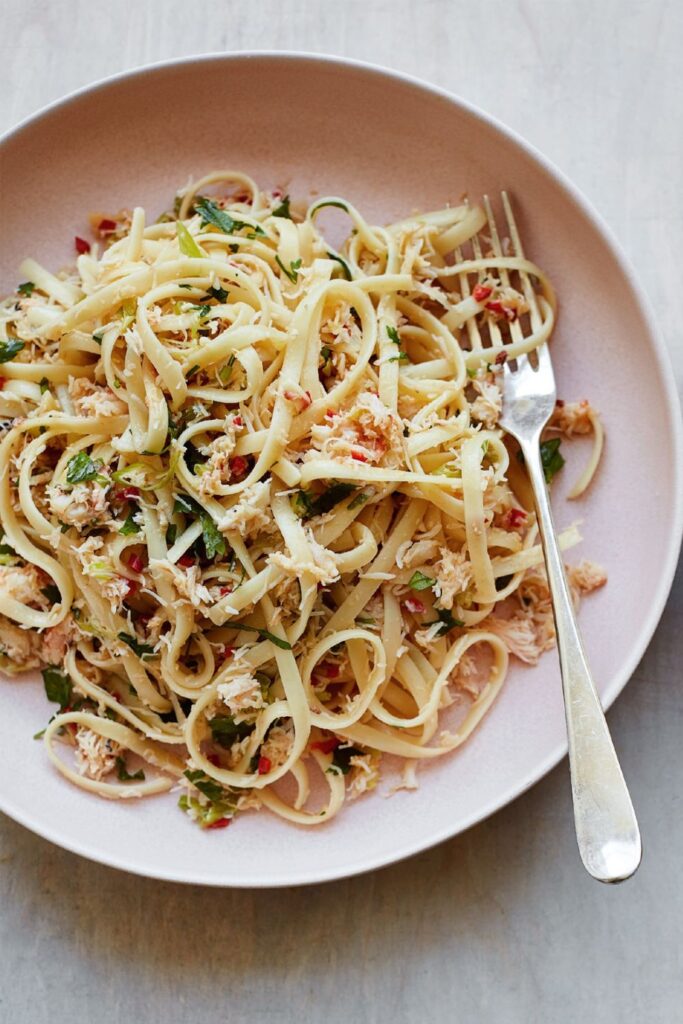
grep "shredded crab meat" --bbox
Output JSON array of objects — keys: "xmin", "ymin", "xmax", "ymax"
[
  {"xmin": 268, "ymin": 530, "xmax": 340, "ymax": 585},
  {"xmin": 216, "ymin": 657, "xmax": 265, "ymax": 717},
  {"xmin": 74, "ymin": 727, "xmax": 122, "ymax": 781},
  {"xmin": 308, "ymin": 391, "xmax": 405, "ymax": 467},
  {"xmin": 0, "ymin": 564, "xmax": 50, "ymax": 608},
  {"xmin": 260, "ymin": 725, "xmax": 294, "ymax": 770},
  {"xmin": 0, "ymin": 613, "xmax": 45, "ymax": 672},
  {"xmin": 68, "ymin": 377, "xmax": 127, "ymax": 418},
  {"xmin": 149, "ymin": 560, "xmax": 213, "ymax": 609},
  {"xmin": 433, "ymin": 547, "xmax": 473, "ymax": 609},
  {"xmin": 549, "ymin": 400, "xmax": 597, "ymax": 436},
  {"xmin": 470, "ymin": 378, "xmax": 502, "ymax": 429},
  {"xmin": 567, "ymin": 559, "xmax": 607, "ymax": 595},
  {"xmin": 48, "ymin": 482, "xmax": 110, "ymax": 530},
  {"xmin": 196, "ymin": 421, "xmax": 239, "ymax": 496},
  {"xmin": 347, "ymin": 752, "xmax": 381, "ymax": 800},
  {"xmin": 218, "ymin": 480, "xmax": 272, "ymax": 538}
]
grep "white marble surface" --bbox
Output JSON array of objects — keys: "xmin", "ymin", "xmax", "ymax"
[{"xmin": 0, "ymin": 2, "xmax": 681, "ymax": 1022}]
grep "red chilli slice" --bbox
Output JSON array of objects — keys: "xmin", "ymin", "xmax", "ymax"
[
  {"xmin": 127, "ymin": 553, "xmax": 144, "ymax": 574},
  {"xmin": 206, "ymin": 818, "xmax": 231, "ymax": 830},
  {"xmin": 177, "ymin": 553, "xmax": 195, "ymax": 568},
  {"xmin": 472, "ymin": 283, "xmax": 492, "ymax": 302},
  {"xmin": 257, "ymin": 756, "xmax": 272, "ymax": 775},
  {"xmin": 74, "ymin": 236, "xmax": 91, "ymax": 255},
  {"xmin": 311, "ymin": 737, "xmax": 340, "ymax": 755}
]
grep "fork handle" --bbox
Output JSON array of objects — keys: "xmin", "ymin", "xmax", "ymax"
[{"xmin": 520, "ymin": 436, "xmax": 642, "ymax": 883}]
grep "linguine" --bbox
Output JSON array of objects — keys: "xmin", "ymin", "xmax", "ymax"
[{"xmin": 0, "ymin": 172, "xmax": 605, "ymax": 829}]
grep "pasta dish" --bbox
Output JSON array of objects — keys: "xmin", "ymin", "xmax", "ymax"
[{"xmin": 0, "ymin": 172, "xmax": 605, "ymax": 829}]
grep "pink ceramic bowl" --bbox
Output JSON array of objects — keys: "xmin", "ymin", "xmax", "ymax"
[{"xmin": 1, "ymin": 53, "xmax": 681, "ymax": 887}]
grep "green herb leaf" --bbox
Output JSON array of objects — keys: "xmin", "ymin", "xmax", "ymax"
[
  {"xmin": 329, "ymin": 744, "xmax": 363, "ymax": 775},
  {"xmin": 41, "ymin": 666, "xmax": 72, "ymax": 711},
  {"xmin": 409, "ymin": 571, "xmax": 435, "ymax": 591},
  {"xmin": 116, "ymin": 756, "xmax": 145, "ymax": 782},
  {"xmin": 195, "ymin": 197, "xmax": 265, "ymax": 237},
  {"xmin": 192, "ymin": 303, "xmax": 212, "ymax": 319},
  {"xmin": 275, "ymin": 255, "xmax": 302, "ymax": 284},
  {"xmin": 237, "ymin": 625, "xmax": 292, "ymax": 650},
  {"xmin": 387, "ymin": 326, "xmax": 401, "ymax": 345},
  {"xmin": 326, "ymin": 252, "xmax": 352, "ymax": 280},
  {"xmin": 117, "ymin": 632, "xmax": 156, "ymax": 659},
  {"xmin": 540, "ymin": 438, "xmax": 565, "ymax": 484},
  {"xmin": 348, "ymin": 491, "xmax": 370, "ymax": 510},
  {"xmin": 66, "ymin": 451, "xmax": 107, "ymax": 485},
  {"xmin": 18, "ymin": 281, "xmax": 35, "ymax": 297},
  {"xmin": 310, "ymin": 199, "xmax": 349, "ymax": 215},
  {"xmin": 208, "ymin": 715, "xmax": 254, "ymax": 749},
  {"xmin": 40, "ymin": 584, "xmax": 61, "ymax": 604},
  {"xmin": 295, "ymin": 481, "xmax": 357, "ymax": 519},
  {"xmin": 200, "ymin": 510, "xmax": 226, "ymax": 560},
  {"xmin": 422, "ymin": 608, "xmax": 465, "ymax": 636},
  {"xmin": 388, "ymin": 351, "xmax": 410, "ymax": 363},
  {"xmin": 184, "ymin": 768, "xmax": 226, "ymax": 803},
  {"xmin": 0, "ymin": 339, "xmax": 25, "ymax": 363},
  {"xmin": 176, "ymin": 221, "xmax": 204, "ymax": 258},
  {"xmin": 119, "ymin": 513, "xmax": 141, "ymax": 536},
  {"xmin": 208, "ymin": 284, "xmax": 228, "ymax": 302},
  {"xmin": 272, "ymin": 194, "xmax": 292, "ymax": 219},
  {"xmin": 172, "ymin": 493, "xmax": 225, "ymax": 559}
]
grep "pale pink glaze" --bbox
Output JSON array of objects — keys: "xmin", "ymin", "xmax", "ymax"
[{"xmin": 0, "ymin": 53, "xmax": 680, "ymax": 887}]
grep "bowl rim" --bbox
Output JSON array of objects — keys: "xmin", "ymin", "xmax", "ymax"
[{"xmin": 1, "ymin": 49, "xmax": 681, "ymax": 887}]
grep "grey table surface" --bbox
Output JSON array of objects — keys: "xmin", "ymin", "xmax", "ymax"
[{"xmin": 1, "ymin": 2, "xmax": 681, "ymax": 1022}]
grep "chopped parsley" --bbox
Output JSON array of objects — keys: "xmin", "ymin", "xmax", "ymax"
[
  {"xmin": 195, "ymin": 197, "xmax": 265, "ymax": 237},
  {"xmin": 116, "ymin": 757, "xmax": 145, "ymax": 782},
  {"xmin": 387, "ymin": 325, "xmax": 401, "ymax": 345},
  {"xmin": 173, "ymin": 493, "xmax": 226, "ymax": 559},
  {"xmin": 119, "ymin": 513, "xmax": 141, "ymax": 536},
  {"xmin": 293, "ymin": 481, "xmax": 357, "ymax": 519},
  {"xmin": 275, "ymin": 255, "xmax": 302, "ymax": 284},
  {"xmin": 388, "ymin": 351, "xmax": 410, "ymax": 363},
  {"xmin": 319, "ymin": 345, "xmax": 332, "ymax": 372},
  {"xmin": 41, "ymin": 666, "xmax": 72, "ymax": 711},
  {"xmin": 183, "ymin": 769, "xmax": 226, "ymax": 803},
  {"xmin": 272, "ymin": 194, "xmax": 292, "ymax": 219},
  {"xmin": 40, "ymin": 584, "xmax": 61, "ymax": 604},
  {"xmin": 208, "ymin": 284, "xmax": 228, "ymax": 302},
  {"xmin": 328, "ymin": 744, "xmax": 363, "ymax": 775},
  {"xmin": 17, "ymin": 281, "xmax": 35, "ymax": 297},
  {"xmin": 540, "ymin": 438, "xmax": 565, "ymax": 484},
  {"xmin": 236, "ymin": 625, "xmax": 292, "ymax": 650},
  {"xmin": 326, "ymin": 252, "xmax": 352, "ymax": 280},
  {"xmin": 310, "ymin": 199, "xmax": 349, "ymax": 215},
  {"xmin": 65, "ymin": 451, "xmax": 108, "ymax": 485},
  {"xmin": 422, "ymin": 608, "xmax": 465, "ymax": 636},
  {"xmin": 409, "ymin": 570, "xmax": 435, "ymax": 591},
  {"xmin": 117, "ymin": 632, "xmax": 156, "ymax": 659},
  {"xmin": 208, "ymin": 715, "xmax": 254, "ymax": 749},
  {"xmin": 183, "ymin": 440, "xmax": 207, "ymax": 473},
  {"xmin": 348, "ymin": 491, "xmax": 370, "ymax": 510},
  {"xmin": 0, "ymin": 339, "xmax": 25, "ymax": 363}
]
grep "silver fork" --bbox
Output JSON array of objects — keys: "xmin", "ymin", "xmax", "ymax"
[{"xmin": 492, "ymin": 194, "xmax": 642, "ymax": 883}]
